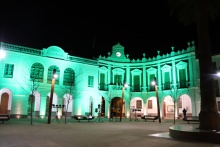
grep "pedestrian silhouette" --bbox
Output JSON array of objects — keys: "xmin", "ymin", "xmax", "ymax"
[{"xmin": 182, "ymin": 108, "xmax": 187, "ymax": 119}]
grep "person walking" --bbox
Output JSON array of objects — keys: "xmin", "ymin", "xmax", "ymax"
[{"xmin": 182, "ymin": 108, "xmax": 187, "ymax": 119}]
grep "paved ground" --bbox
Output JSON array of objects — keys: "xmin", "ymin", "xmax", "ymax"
[{"xmin": 0, "ymin": 117, "xmax": 220, "ymax": 147}]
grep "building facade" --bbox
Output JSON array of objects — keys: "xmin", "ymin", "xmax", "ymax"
[{"xmin": 0, "ymin": 41, "xmax": 219, "ymax": 119}]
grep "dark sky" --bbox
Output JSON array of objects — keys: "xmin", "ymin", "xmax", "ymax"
[{"xmin": 0, "ymin": 1, "xmax": 219, "ymax": 59}]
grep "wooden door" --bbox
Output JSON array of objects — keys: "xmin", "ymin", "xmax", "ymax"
[
  {"xmin": 0, "ymin": 93, "xmax": 9, "ymax": 114},
  {"xmin": 163, "ymin": 102, "xmax": 166, "ymax": 117}
]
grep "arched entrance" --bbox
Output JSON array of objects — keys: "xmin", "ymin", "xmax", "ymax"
[
  {"xmin": 146, "ymin": 97, "xmax": 158, "ymax": 116},
  {"xmin": 130, "ymin": 97, "xmax": 143, "ymax": 119},
  {"xmin": 162, "ymin": 94, "xmax": 192, "ymax": 119},
  {"xmin": 178, "ymin": 94, "xmax": 192, "ymax": 118},
  {"xmin": 101, "ymin": 97, "xmax": 105, "ymax": 116},
  {"xmin": 110, "ymin": 97, "xmax": 123, "ymax": 118},
  {"xmin": 163, "ymin": 96, "xmax": 174, "ymax": 119}
]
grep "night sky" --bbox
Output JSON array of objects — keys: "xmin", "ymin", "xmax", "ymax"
[{"xmin": 0, "ymin": 1, "xmax": 219, "ymax": 60}]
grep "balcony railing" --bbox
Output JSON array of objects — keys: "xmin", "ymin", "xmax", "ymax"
[
  {"xmin": 163, "ymin": 82, "xmax": 171, "ymax": 90},
  {"xmin": 178, "ymin": 80, "xmax": 188, "ymax": 88},
  {"xmin": 131, "ymin": 85, "xmax": 141, "ymax": 92}
]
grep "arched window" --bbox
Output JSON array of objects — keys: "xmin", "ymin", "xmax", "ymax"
[
  {"xmin": 47, "ymin": 66, "xmax": 60, "ymax": 84},
  {"xmin": 30, "ymin": 62, "xmax": 44, "ymax": 82},
  {"xmin": 63, "ymin": 68, "xmax": 75, "ymax": 86}
]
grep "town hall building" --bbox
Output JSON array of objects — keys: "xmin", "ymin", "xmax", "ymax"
[{"xmin": 0, "ymin": 41, "xmax": 219, "ymax": 120}]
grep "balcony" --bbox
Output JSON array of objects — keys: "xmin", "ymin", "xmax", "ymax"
[
  {"xmin": 131, "ymin": 85, "xmax": 141, "ymax": 92},
  {"xmin": 163, "ymin": 82, "xmax": 171, "ymax": 90}
]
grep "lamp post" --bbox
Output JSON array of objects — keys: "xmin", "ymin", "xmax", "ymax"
[
  {"xmin": 120, "ymin": 82, "xmax": 127, "ymax": 122},
  {"xmin": 47, "ymin": 69, "xmax": 57, "ymax": 124},
  {"xmin": 217, "ymin": 71, "xmax": 220, "ymax": 77},
  {"xmin": 152, "ymin": 77, "xmax": 161, "ymax": 123}
]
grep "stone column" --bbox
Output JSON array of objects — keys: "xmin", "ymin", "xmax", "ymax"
[{"xmin": 142, "ymin": 65, "xmax": 147, "ymax": 91}]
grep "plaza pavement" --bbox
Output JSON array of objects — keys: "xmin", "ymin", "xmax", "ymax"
[{"xmin": 0, "ymin": 117, "xmax": 220, "ymax": 147}]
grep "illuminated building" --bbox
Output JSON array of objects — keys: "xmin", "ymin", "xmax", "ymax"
[{"xmin": 0, "ymin": 41, "xmax": 219, "ymax": 119}]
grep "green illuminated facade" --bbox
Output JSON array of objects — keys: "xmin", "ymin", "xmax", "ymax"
[{"xmin": 0, "ymin": 41, "xmax": 219, "ymax": 119}]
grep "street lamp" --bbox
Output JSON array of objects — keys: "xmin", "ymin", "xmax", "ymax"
[
  {"xmin": 47, "ymin": 69, "xmax": 57, "ymax": 124},
  {"xmin": 120, "ymin": 82, "xmax": 128, "ymax": 122},
  {"xmin": 152, "ymin": 77, "xmax": 161, "ymax": 123},
  {"xmin": 217, "ymin": 71, "xmax": 220, "ymax": 77}
]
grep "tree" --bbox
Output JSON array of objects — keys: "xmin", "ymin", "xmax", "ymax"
[
  {"xmin": 17, "ymin": 63, "xmax": 42, "ymax": 125},
  {"xmin": 61, "ymin": 68, "xmax": 82, "ymax": 124},
  {"xmin": 101, "ymin": 86, "xmax": 117, "ymax": 122},
  {"xmin": 127, "ymin": 91, "xmax": 135, "ymax": 121},
  {"xmin": 168, "ymin": 0, "xmax": 220, "ymax": 130},
  {"xmin": 168, "ymin": 86, "xmax": 179, "ymax": 124},
  {"xmin": 63, "ymin": 84, "xmax": 73, "ymax": 124}
]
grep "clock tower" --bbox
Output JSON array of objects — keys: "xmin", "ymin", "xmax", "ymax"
[{"xmin": 107, "ymin": 43, "xmax": 130, "ymax": 62}]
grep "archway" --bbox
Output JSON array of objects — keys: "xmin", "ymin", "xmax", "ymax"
[
  {"xmin": 163, "ymin": 96, "xmax": 174, "ymax": 119},
  {"xmin": 178, "ymin": 94, "xmax": 192, "ymax": 118},
  {"xmin": 130, "ymin": 97, "xmax": 143, "ymax": 119},
  {"xmin": 146, "ymin": 97, "xmax": 158, "ymax": 116},
  {"xmin": 101, "ymin": 97, "xmax": 105, "ymax": 116},
  {"xmin": 110, "ymin": 97, "xmax": 122, "ymax": 117}
]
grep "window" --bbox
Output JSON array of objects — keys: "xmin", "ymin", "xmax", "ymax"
[
  {"xmin": 133, "ymin": 75, "xmax": 140, "ymax": 92},
  {"xmin": 150, "ymin": 74, "xmax": 155, "ymax": 91},
  {"xmin": 30, "ymin": 63, "xmax": 44, "ymax": 82},
  {"xmin": 100, "ymin": 73, "xmax": 105, "ymax": 90},
  {"xmin": 136, "ymin": 100, "xmax": 142, "ymax": 109},
  {"xmin": 148, "ymin": 100, "xmax": 152, "ymax": 109},
  {"xmin": 179, "ymin": 69, "xmax": 186, "ymax": 88},
  {"xmin": 178, "ymin": 98, "xmax": 182, "ymax": 108},
  {"xmin": 63, "ymin": 68, "xmax": 75, "ymax": 86},
  {"xmin": 164, "ymin": 72, "xmax": 170, "ymax": 90},
  {"xmin": 114, "ymin": 74, "xmax": 122, "ymax": 84},
  {"xmin": 88, "ymin": 76, "xmax": 94, "ymax": 87},
  {"xmin": 218, "ymin": 101, "xmax": 220, "ymax": 111},
  {"xmin": 4, "ymin": 63, "xmax": 14, "ymax": 78},
  {"xmin": 47, "ymin": 66, "xmax": 60, "ymax": 84}
]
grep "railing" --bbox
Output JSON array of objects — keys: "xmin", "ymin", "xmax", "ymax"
[
  {"xmin": 99, "ymin": 83, "xmax": 108, "ymax": 91},
  {"xmin": 178, "ymin": 80, "xmax": 188, "ymax": 88},
  {"xmin": 1, "ymin": 42, "xmax": 41, "ymax": 55},
  {"xmin": 163, "ymin": 82, "xmax": 171, "ymax": 90},
  {"xmin": 132, "ymin": 85, "xmax": 141, "ymax": 92}
]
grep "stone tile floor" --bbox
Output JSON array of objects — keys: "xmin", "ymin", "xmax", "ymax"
[{"xmin": 0, "ymin": 117, "xmax": 219, "ymax": 147}]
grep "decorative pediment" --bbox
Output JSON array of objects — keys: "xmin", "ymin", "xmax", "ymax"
[
  {"xmin": 42, "ymin": 46, "xmax": 68, "ymax": 60},
  {"xmin": 146, "ymin": 67, "xmax": 157, "ymax": 74},
  {"xmin": 131, "ymin": 69, "xmax": 142, "ymax": 75},
  {"xmin": 146, "ymin": 67, "xmax": 157, "ymax": 72},
  {"xmin": 112, "ymin": 68, "xmax": 125, "ymax": 74},
  {"xmin": 161, "ymin": 64, "xmax": 171, "ymax": 72},
  {"xmin": 99, "ymin": 66, "xmax": 108, "ymax": 73},
  {"xmin": 176, "ymin": 61, "xmax": 187, "ymax": 69}
]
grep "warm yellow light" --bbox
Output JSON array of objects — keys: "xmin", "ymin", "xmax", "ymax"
[
  {"xmin": 53, "ymin": 74, "xmax": 58, "ymax": 78},
  {"xmin": 152, "ymin": 81, "xmax": 156, "ymax": 85},
  {"xmin": 124, "ymin": 83, "xmax": 128, "ymax": 87}
]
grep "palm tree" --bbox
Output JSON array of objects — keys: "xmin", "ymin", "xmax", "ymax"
[{"xmin": 168, "ymin": 0, "xmax": 220, "ymax": 130}]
